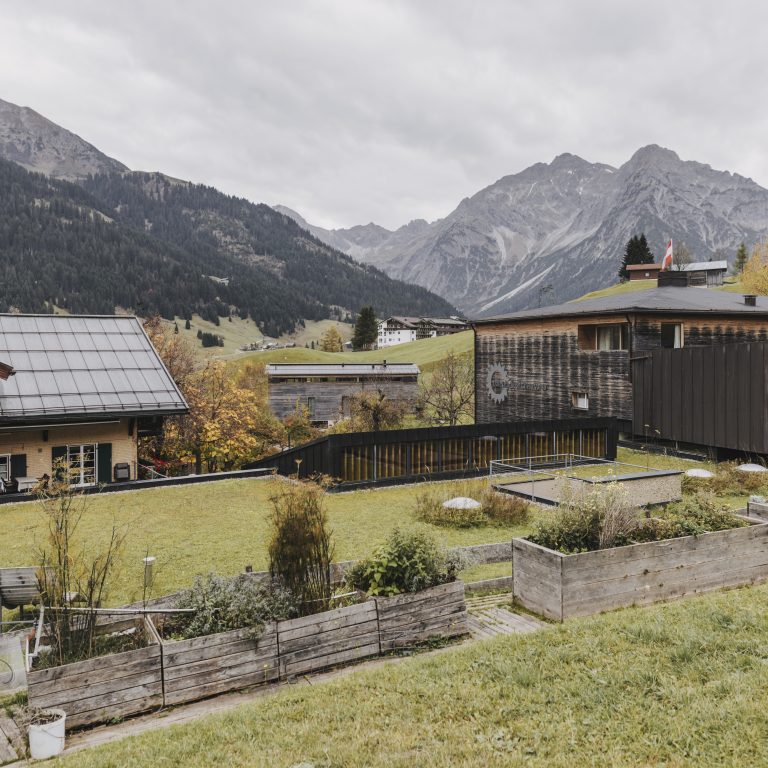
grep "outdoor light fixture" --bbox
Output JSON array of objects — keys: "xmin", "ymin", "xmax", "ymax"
[{"xmin": 143, "ymin": 556, "xmax": 156, "ymax": 590}]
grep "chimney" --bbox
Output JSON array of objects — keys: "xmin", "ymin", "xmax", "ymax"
[
  {"xmin": 744, "ymin": 295, "xmax": 757, "ymax": 307},
  {"xmin": 0, "ymin": 362, "xmax": 15, "ymax": 381}
]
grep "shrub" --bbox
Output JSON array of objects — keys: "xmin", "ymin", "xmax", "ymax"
[
  {"xmin": 414, "ymin": 490, "xmax": 486, "ymax": 528},
  {"xmin": 36, "ymin": 468, "xmax": 126, "ymax": 666},
  {"xmin": 268, "ymin": 481, "xmax": 335, "ymax": 615},
  {"xmin": 645, "ymin": 493, "xmax": 748, "ymax": 539},
  {"xmin": 528, "ymin": 483, "xmax": 638, "ymax": 554},
  {"xmin": 481, "ymin": 488, "xmax": 530, "ymax": 527},
  {"xmin": 173, "ymin": 573, "xmax": 298, "ymax": 639},
  {"xmin": 346, "ymin": 527, "xmax": 466, "ymax": 596},
  {"xmin": 414, "ymin": 485, "xmax": 530, "ymax": 529}
]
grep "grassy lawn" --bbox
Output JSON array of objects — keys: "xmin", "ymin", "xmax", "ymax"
[
  {"xmin": 0, "ymin": 448, "xmax": 719, "ymax": 606},
  {"xmin": 0, "ymin": 475, "xmax": 531, "ymax": 606},
  {"xmin": 56, "ymin": 582, "xmax": 768, "ymax": 767},
  {"xmin": 574, "ymin": 277, "xmax": 744, "ymax": 302}
]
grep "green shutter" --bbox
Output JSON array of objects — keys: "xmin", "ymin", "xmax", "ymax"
[
  {"xmin": 10, "ymin": 454, "xmax": 27, "ymax": 479},
  {"xmin": 97, "ymin": 443, "xmax": 113, "ymax": 484},
  {"xmin": 51, "ymin": 446, "xmax": 67, "ymax": 480}
]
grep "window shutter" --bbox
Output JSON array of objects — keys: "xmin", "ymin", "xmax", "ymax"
[
  {"xmin": 51, "ymin": 446, "xmax": 67, "ymax": 480},
  {"xmin": 97, "ymin": 443, "xmax": 113, "ymax": 484},
  {"xmin": 10, "ymin": 454, "xmax": 27, "ymax": 479}
]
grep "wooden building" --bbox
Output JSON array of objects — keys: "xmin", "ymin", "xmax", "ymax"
[
  {"xmin": 377, "ymin": 316, "xmax": 468, "ymax": 348},
  {"xmin": 626, "ymin": 263, "xmax": 662, "ymax": 281},
  {"xmin": 473, "ymin": 287, "xmax": 768, "ymax": 456},
  {"xmin": 0, "ymin": 314, "xmax": 188, "ymax": 493},
  {"xmin": 266, "ymin": 363, "xmax": 419, "ymax": 426},
  {"xmin": 657, "ymin": 260, "xmax": 728, "ymax": 288}
]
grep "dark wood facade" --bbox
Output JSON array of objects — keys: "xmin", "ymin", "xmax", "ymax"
[
  {"xmin": 248, "ymin": 418, "xmax": 618, "ymax": 488},
  {"xmin": 475, "ymin": 311, "xmax": 768, "ymax": 448},
  {"xmin": 268, "ymin": 367, "xmax": 419, "ymax": 425},
  {"xmin": 633, "ymin": 342, "xmax": 768, "ymax": 455}
]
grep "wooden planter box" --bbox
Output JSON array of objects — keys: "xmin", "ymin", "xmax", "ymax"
[
  {"xmin": 27, "ymin": 583, "xmax": 468, "ymax": 727},
  {"xmin": 27, "ymin": 618, "xmax": 163, "ymax": 729},
  {"xmin": 513, "ymin": 517, "xmax": 768, "ymax": 621},
  {"xmin": 162, "ymin": 623, "xmax": 280, "ymax": 707}
]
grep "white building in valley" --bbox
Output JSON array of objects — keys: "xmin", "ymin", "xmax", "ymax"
[{"xmin": 377, "ymin": 316, "xmax": 468, "ymax": 348}]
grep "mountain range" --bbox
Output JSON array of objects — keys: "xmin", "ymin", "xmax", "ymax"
[
  {"xmin": 277, "ymin": 146, "xmax": 768, "ymax": 315},
  {"xmin": 0, "ymin": 98, "xmax": 455, "ymax": 333}
]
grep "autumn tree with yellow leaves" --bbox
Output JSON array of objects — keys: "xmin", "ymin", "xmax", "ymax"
[
  {"xmin": 141, "ymin": 318, "xmax": 282, "ymax": 473},
  {"xmin": 742, "ymin": 241, "xmax": 768, "ymax": 295}
]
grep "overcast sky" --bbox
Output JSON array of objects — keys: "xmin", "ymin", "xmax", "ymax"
[{"xmin": 2, "ymin": 1, "xmax": 768, "ymax": 230}]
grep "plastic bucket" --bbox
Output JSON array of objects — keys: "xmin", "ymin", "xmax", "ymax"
[{"xmin": 28, "ymin": 709, "xmax": 66, "ymax": 760}]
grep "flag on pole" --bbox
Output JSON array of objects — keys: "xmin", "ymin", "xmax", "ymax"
[{"xmin": 661, "ymin": 239, "xmax": 673, "ymax": 270}]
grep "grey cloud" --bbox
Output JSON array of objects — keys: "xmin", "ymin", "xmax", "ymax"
[{"xmin": 1, "ymin": 0, "xmax": 767, "ymax": 229}]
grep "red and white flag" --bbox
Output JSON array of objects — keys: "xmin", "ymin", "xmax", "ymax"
[{"xmin": 661, "ymin": 239, "xmax": 673, "ymax": 270}]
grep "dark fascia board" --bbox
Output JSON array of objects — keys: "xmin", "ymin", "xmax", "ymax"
[
  {"xmin": 0, "ymin": 407, "xmax": 188, "ymax": 428},
  {"xmin": 472, "ymin": 307, "xmax": 768, "ymax": 326}
]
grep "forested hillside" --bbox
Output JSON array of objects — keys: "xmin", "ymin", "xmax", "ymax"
[{"xmin": 0, "ymin": 160, "xmax": 455, "ymax": 335}]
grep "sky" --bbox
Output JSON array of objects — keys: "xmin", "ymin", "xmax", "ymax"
[{"xmin": 2, "ymin": 0, "xmax": 768, "ymax": 230}]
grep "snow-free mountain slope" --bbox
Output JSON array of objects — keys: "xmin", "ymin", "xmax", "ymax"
[{"xmin": 279, "ymin": 146, "xmax": 768, "ymax": 316}]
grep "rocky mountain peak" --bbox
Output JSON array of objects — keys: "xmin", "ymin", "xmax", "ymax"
[{"xmin": 0, "ymin": 98, "xmax": 127, "ymax": 180}]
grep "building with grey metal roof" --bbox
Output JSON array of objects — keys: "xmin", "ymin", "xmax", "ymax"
[
  {"xmin": 267, "ymin": 362, "xmax": 420, "ymax": 426},
  {"xmin": 0, "ymin": 314, "xmax": 187, "ymax": 492},
  {"xmin": 474, "ymin": 287, "xmax": 768, "ymax": 324},
  {"xmin": 473, "ymin": 287, "xmax": 768, "ymax": 458}
]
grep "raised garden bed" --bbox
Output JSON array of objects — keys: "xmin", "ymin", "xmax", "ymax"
[
  {"xmin": 26, "ymin": 618, "xmax": 163, "ymax": 729},
  {"xmin": 27, "ymin": 582, "xmax": 468, "ymax": 729},
  {"xmin": 513, "ymin": 515, "xmax": 768, "ymax": 621}
]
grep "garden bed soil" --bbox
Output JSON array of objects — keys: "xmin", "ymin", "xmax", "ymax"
[{"xmin": 513, "ymin": 515, "xmax": 768, "ymax": 621}]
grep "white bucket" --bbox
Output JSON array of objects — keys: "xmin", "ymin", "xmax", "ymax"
[{"xmin": 28, "ymin": 709, "xmax": 66, "ymax": 760}]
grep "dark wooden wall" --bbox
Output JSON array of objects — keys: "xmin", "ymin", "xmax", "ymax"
[
  {"xmin": 632, "ymin": 341, "xmax": 768, "ymax": 454},
  {"xmin": 633, "ymin": 315, "xmax": 768, "ymax": 351},
  {"xmin": 475, "ymin": 313, "xmax": 768, "ymax": 429},
  {"xmin": 474, "ymin": 317, "xmax": 632, "ymax": 425},
  {"xmin": 268, "ymin": 378, "xmax": 418, "ymax": 422}
]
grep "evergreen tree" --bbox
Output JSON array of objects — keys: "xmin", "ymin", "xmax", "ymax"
[
  {"xmin": 174, "ymin": 322, "xmax": 179, "ymax": 334},
  {"xmin": 734, "ymin": 242, "xmax": 748, "ymax": 275},
  {"xmin": 352, "ymin": 306, "xmax": 378, "ymax": 350},
  {"xmin": 185, "ymin": 318, "xmax": 191, "ymax": 330},
  {"xmin": 618, "ymin": 234, "xmax": 655, "ymax": 281}
]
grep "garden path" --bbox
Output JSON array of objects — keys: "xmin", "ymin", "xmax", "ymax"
[{"xmin": 465, "ymin": 593, "xmax": 547, "ymax": 638}]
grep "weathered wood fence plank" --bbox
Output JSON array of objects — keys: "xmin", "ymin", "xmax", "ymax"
[
  {"xmin": 26, "ymin": 582, "xmax": 468, "ymax": 729},
  {"xmin": 513, "ymin": 518, "xmax": 768, "ymax": 621}
]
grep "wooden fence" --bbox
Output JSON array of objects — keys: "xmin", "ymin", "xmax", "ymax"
[
  {"xmin": 28, "ymin": 582, "xmax": 467, "ymax": 729},
  {"xmin": 513, "ymin": 516, "xmax": 768, "ymax": 621}
]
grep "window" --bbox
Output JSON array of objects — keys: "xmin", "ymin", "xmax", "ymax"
[
  {"xmin": 571, "ymin": 392, "xmax": 589, "ymax": 410},
  {"xmin": 596, "ymin": 325, "xmax": 626, "ymax": 350},
  {"xmin": 578, "ymin": 323, "xmax": 628, "ymax": 350},
  {"xmin": 0, "ymin": 455, "xmax": 9, "ymax": 483},
  {"xmin": 67, "ymin": 444, "xmax": 98, "ymax": 487},
  {"xmin": 660, "ymin": 323, "xmax": 683, "ymax": 348},
  {"xmin": 307, "ymin": 397, "xmax": 316, "ymax": 418}
]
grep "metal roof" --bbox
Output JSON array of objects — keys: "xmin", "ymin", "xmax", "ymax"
[
  {"xmin": 0, "ymin": 314, "xmax": 188, "ymax": 421},
  {"xmin": 681, "ymin": 260, "xmax": 728, "ymax": 272},
  {"xmin": 474, "ymin": 287, "xmax": 768, "ymax": 324},
  {"xmin": 267, "ymin": 363, "xmax": 420, "ymax": 376},
  {"xmin": 625, "ymin": 263, "xmax": 662, "ymax": 271}
]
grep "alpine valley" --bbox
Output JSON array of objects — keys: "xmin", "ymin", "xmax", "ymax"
[
  {"xmin": 0, "ymin": 98, "xmax": 456, "ymax": 335},
  {"xmin": 278, "ymin": 146, "xmax": 768, "ymax": 315}
]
